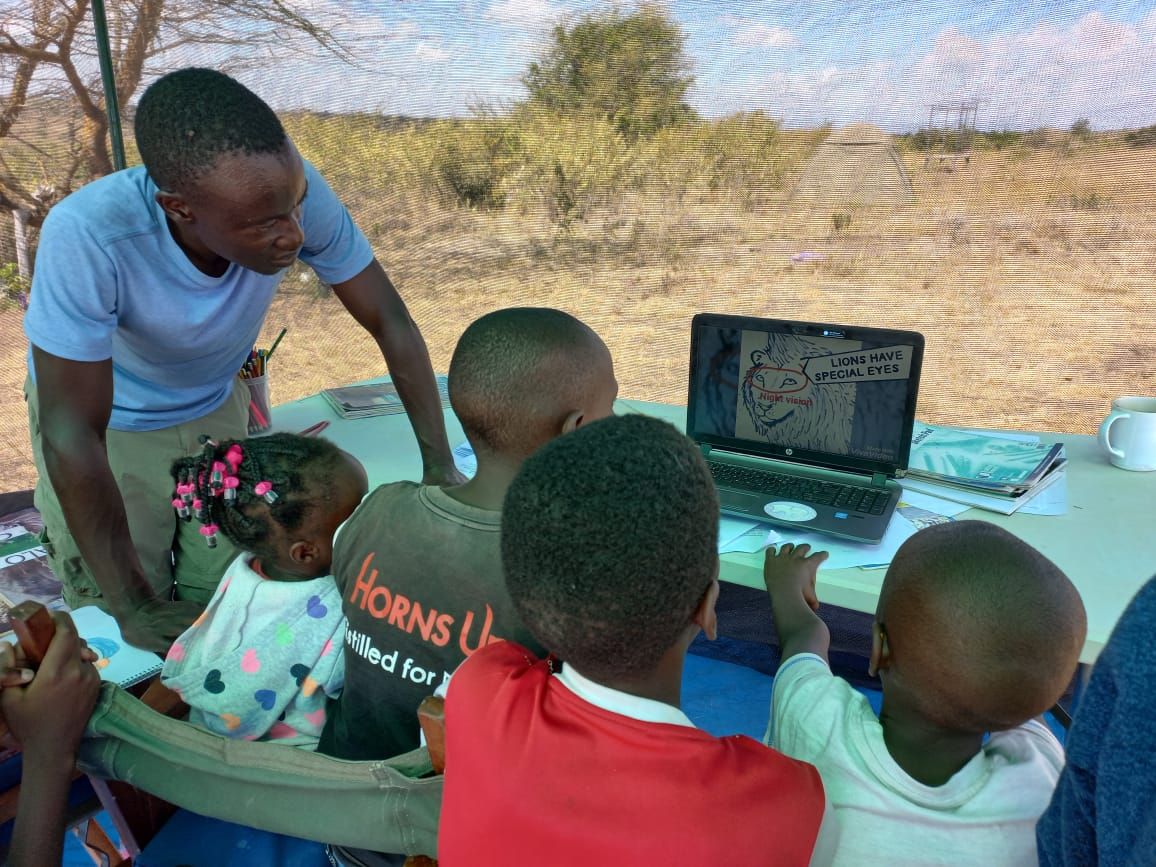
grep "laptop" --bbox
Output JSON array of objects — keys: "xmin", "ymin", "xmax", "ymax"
[{"xmin": 687, "ymin": 313, "xmax": 925, "ymax": 544}]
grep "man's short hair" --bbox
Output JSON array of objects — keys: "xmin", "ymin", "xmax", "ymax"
[
  {"xmin": 449, "ymin": 307, "xmax": 610, "ymax": 458},
  {"xmin": 502, "ymin": 414, "xmax": 719, "ymax": 682},
  {"xmin": 134, "ymin": 67, "xmax": 287, "ymax": 191},
  {"xmin": 880, "ymin": 520, "xmax": 1086, "ymax": 731}
]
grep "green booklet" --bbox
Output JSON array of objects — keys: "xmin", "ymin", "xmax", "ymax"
[{"xmin": 906, "ymin": 423, "xmax": 1065, "ymax": 493}]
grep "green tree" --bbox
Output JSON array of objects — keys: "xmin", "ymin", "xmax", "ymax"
[{"xmin": 522, "ymin": 4, "xmax": 696, "ymax": 141}]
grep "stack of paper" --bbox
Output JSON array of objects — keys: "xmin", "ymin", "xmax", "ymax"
[
  {"xmin": 322, "ymin": 375, "xmax": 450, "ymax": 420},
  {"xmin": 902, "ymin": 424, "xmax": 1067, "ymax": 515}
]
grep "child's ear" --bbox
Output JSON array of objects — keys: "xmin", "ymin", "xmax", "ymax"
[
  {"xmin": 560, "ymin": 409, "xmax": 584, "ymax": 435},
  {"xmin": 868, "ymin": 621, "xmax": 891, "ymax": 678},
  {"xmin": 289, "ymin": 539, "xmax": 318, "ymax": 565},
  {"xmin": 691, "ymin": 579, "xmax": 720, "ymax": 642}
]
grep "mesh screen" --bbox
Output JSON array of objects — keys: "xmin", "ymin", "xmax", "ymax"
[{"xmin": 2, "ymin": 0, "xmax": 1154, "ymax": 492}]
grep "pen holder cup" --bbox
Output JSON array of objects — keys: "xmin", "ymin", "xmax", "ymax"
[{"xmin": 244, "ymin": 374, "xmax": 272, "ymax": 435}]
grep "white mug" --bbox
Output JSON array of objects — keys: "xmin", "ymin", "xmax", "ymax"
[{"xmin": 1098, "ymin": 396, "xmax": 1156, "ymax": 471}]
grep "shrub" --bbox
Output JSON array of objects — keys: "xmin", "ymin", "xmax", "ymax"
[
  {"xmin": 430, "ymin": 119, "xmax": 520, "ymax": 209},
  {"xmin": 505, "ymin": 107, "xmax": 633, "ymax": 228},
  {"xmin": 1123, "ymin": 125, "xmax": 1156, "ymax": 148},
  {"xmin": 980, "ymin": 130, "xmax": 1022, "ymax": 151},
  {"xmin": 1024, "ymin": 127, "xmax": 1051, "ymax": 149},
  {"xmin": 633, "ymin": 112, "xmax": 790, "ymax": 207}
]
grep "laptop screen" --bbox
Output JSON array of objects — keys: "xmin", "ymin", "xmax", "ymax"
[{"xmin": 687, "ymin": 314, "xmax": 924, "ymax": 475}]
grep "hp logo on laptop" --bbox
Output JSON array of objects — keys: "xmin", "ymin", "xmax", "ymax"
[{"xmin": 785, "ymin": 448, "xmax": 794, "ymax": 455}]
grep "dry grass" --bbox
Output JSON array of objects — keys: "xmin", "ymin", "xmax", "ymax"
[{"xmin": 1, "ymin": 128, "xmax": 1152, "ymax": 492}]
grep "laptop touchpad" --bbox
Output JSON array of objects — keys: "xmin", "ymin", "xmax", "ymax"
[{"xmin": 765, "ymin": 501, "xmax": 819, "ymax": 522}]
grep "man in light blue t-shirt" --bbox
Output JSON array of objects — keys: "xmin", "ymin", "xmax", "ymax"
[{"xmin": 23, "ymin": 68, "xmax": 462, "ymax": 651}]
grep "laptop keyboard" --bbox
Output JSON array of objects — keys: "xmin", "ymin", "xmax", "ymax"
[{"xmin": 707, "ymin": 462, "xmax": 889, "ymax": 515}]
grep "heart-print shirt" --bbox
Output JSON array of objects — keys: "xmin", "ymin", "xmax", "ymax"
[{"xmin": 160, "ymin": 552, "xmax": 346, "ymax": 748}]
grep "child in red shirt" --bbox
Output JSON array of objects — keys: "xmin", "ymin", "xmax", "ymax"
[{"xmin": 440, "ymin": 415, "xmax": 836, "ymax": 865}]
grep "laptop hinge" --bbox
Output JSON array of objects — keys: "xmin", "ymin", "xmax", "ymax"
[
  {"xmin": 871, "ymin": 472, "xmax": 888, "ymax": 488},
  {"xmin": 700, "ymin": 444, "xmax": 712, "ymax": 459}
]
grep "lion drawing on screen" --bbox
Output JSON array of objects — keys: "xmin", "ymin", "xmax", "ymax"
[{"xmin": 742, "ymin": 335, "xmax": 854, "ymax": 453}]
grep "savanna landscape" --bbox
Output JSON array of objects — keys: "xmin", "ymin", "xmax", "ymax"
[{"xmin": 1, "ymin": 2, "xmax": 1153, "ymax": 491}]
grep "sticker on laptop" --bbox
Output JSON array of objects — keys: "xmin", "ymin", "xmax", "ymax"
[{"xmin": 764, "ymin": 501, "xmax": 818, "ymax": 522}]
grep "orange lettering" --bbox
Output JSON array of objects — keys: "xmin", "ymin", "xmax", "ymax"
[
  {"xmin": 388, "ymin": 594, "xmax": 411, "ymax": 628},
  {"xmin": 367, "ymin": 585, "xmax": 391, "ymax": 619},
  {"xmin": 407, "ymin": 602, "xmax": 437, "ymax": 641},
  {"xmin": 458, "ymin": 604, "xmax": 495, "ymax": 656},
  {"xmin": 350, "ymin": 553, "xmax": 377, "ymax": 609},
  {"xmin": 432, "ymin": 613, "xmax": 453, "ymax": 647}
]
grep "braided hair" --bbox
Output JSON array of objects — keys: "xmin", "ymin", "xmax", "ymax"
[{"xmin": 171, "ymin": 433, "xmax": 346, "ymax": 560}]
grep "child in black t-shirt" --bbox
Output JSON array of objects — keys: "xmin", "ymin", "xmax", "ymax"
[{"xmin": 319, "ymin": 307, "xmax": 619, "ymax": 763}]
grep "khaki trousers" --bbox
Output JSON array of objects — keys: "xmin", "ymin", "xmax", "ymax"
[{"xmin": 24, "ymin": 376, "xmax": 248, "ymax": 608}]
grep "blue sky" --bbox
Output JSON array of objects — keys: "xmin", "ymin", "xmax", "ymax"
[{"xmin": 172, "ymin": 0, "xmax": 1156, "ymax": 130}]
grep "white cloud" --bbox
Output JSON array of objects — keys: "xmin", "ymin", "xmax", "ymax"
[
  {"xmin": 35, "ymin": 1, "xmax": 1149, "ymax": 130},
  {"xmin": 702, "ymin": 11, "xmax": 1156, "ymax": 130},
  {"xmin": 486, "ymin": 0, "xmax": 563, "ymax": 28},
  {"xmin": 733, "ymin": 22, "xmax": 798, "ymax": 49},
  {"xmin": 1065, "ymin": 11, "xmax": 1138, "ymax": 59}
]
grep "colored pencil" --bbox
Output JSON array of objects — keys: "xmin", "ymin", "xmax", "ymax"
[
  {"xmin": 265, "ymin": 327, "xmax": 288, "ymax": 361},
  {"xmin": 248, "ymin": 400, "xmax": 269, "ymax": 430}
]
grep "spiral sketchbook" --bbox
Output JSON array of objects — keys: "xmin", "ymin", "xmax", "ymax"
[{"xmin": 70, "ymin": 604, "xmax": 164, "ymax": 688}]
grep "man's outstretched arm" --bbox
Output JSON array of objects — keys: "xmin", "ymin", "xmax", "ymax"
[
  {"xmin": 332, "ymin": 260, "xmax": 464, "ymax": 486},
  {"xmin": 32, "ymin": 347, "xmax": 200, "ymax": 650}
]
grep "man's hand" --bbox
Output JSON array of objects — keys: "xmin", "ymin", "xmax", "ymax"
[
  {"xmin": 763, "ymin": 543, "xmax": 831, "ymax": 662},
  {"xmin": 763, "ymin": 542, "xmax": 829, "ymax": 610},
  {"xmin": 117, "ymin": 598, "xmax": 203, "ymax": 652},
  {"xmin": 1, "ymin": 612, "xmax": 101, "ymax": 761},
  {"xmin": 424, "ymin": 462, "xmax": 468, "ymax": 488}
]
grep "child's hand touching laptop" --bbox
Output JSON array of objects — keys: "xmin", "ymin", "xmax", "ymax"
[{"xmin": 763, "ymin": 543, "xmax": 831, "ymax": 661}]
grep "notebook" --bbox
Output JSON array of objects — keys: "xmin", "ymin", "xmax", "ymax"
[
  {"xmin": 70, "ymin": 604, "xmax": 164, "ymax": 688},
  {"xmin": 687, "ymin": 313, "xmax": 925, "ymax": 544}
]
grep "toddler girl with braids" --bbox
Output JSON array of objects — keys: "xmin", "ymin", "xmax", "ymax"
[{"xmin": 160, "ymin": 433, "xmax": 368, "ymax": 747}]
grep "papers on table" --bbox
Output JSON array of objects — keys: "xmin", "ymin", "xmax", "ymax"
[
  {"xmin": 899, "ymin": 462, "xmax": 1068, "ymax": 515},
  {"xmin": 759, "ymin": 490, "xmax": 971, "ymax": 572},
  {"xmin": 908, "ymin": 422, "xmax": 1065, "ymax": 493},
  {"xmin": 902, "ymin": 424, "xmax": 1069, "ymax": 515},
  {"xmin": 322, "ymin": 376, "xmax": 450, "ymax": 420},
  {"xmin": 454, "ymin": 434, "xmax": 1059, "ymax": 571},
  {"xmin": 715, "ymin": 491, "xmax": 969, "ymax": 569},
  {"xmin": 718, "ymin": 517, "xmax": 779, "ymax": 554},
  {"xmin": 1015, "ymin": 471, "xmax": 1069, "ymax": 516}
]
